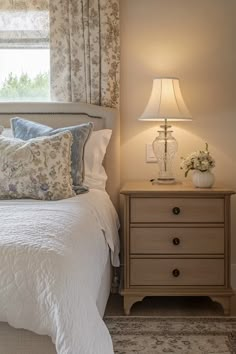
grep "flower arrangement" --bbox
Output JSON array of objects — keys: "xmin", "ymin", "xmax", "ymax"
[{"xmin": 180, "ymin": 143, "xmax": 215, "ymax": 177}]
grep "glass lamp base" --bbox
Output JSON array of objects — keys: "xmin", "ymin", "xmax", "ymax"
[
  {"xmin": 152, "ymin": 123, "xmax": 178, "ymax": 187},
  {"xmin": 151, "ymin": 177, "xmax": 176, "ymax": 185}
]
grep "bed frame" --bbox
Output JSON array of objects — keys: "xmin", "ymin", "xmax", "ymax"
[{"xmin": 0, "ymin": 102, "xmax": 120, "ymax": 354}]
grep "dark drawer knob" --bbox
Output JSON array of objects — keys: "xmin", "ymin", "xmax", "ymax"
[
  {"xmin": 172, "ymin": 207, "xmax": 181, "ymax": 215},
  {"xmin": 172, "ymin": 269, "xmax": 180, "ymax": 277},
  {"xmin": 173, "ymin": 237, "xmax": 180, "ymax": 246}
]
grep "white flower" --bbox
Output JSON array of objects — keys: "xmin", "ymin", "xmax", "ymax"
[{"xmin": 180, "ymin": 143, "xmax": 215, "ymax": 177}]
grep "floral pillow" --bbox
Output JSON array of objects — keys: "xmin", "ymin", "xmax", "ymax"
[
  {"xmin": 0, "ymin": 131, "xmax": 75, "ymax": 201},
  {"xmin": 11, "ymin": 118, "xmax": 93, "ymax": 194}
]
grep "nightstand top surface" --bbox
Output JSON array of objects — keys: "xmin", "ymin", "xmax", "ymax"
[{"xmin": 120, "ymin": 180, "xmax": 235, "ymax": 195}]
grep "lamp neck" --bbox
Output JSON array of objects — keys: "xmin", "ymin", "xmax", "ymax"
[
  {"xmin": 158, "ymin": 119, "xmax": 173, "ymax": 145},
  {"xmin": 160, "ymin": 119, "xmax": 172, "ymax": 132}
]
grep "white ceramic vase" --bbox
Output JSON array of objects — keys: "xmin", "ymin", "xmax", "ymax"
[{"xmin": 192, "ymin": 170, "xmax": 215, "ymax": 188}]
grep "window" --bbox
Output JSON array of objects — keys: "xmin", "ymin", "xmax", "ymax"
[{"xmin": 0, "ymin": 3, "xmax": 50, "ymax": 102}]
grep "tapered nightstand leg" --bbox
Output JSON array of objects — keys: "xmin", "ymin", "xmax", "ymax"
[{"xmin": 124, "ymin": 296, "xmax": 144, "ymax": 315}]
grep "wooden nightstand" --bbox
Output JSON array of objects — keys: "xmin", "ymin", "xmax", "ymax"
[{"xmin": 120, "ymin": 181, "xmax": 235, "ymax": 315}]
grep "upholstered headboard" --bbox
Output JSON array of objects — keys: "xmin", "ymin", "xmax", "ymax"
[{"xmin": 0, "ymin": 102, "xmax": 120, "ymax": 210}]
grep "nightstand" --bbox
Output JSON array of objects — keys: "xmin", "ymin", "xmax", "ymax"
[{"xmin": 120, "ymin": 181, "xmax": 235, "ymax": 315}]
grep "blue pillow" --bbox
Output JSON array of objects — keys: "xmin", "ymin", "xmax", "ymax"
[{"xmin": 11, "ymin": 117, "xmax": 93, "ymax": 194}]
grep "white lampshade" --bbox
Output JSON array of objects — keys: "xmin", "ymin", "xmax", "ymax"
[{"xmin": 139, "ymin": 77, "xmax": 192, "ymax": 121}]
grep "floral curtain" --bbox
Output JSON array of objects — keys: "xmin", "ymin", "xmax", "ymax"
[{"xmin": 49, "ymin": 0, "xmax": 120, "ymax": 108}]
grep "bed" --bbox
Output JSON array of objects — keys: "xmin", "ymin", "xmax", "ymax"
[{"xmin": 0, "ymin": 102, "xmax": 120, "ymax": 354}]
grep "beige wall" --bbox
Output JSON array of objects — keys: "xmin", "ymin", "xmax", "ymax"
[{"xmin": 120, "ymin": 0, "xmax": 236, "ymax": 262}]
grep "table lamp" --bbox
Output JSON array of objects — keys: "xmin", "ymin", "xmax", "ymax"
[{"xmin": 139, "ymin": 77, "xmax": 192, "ymax": 184}]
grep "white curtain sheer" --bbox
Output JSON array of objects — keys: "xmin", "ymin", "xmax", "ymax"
[{"xmin": 0, "ymin": 0, "xmax": 49, "ymax": 49}]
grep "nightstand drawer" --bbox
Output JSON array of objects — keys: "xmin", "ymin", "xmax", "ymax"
[
  {"xmin": 130, "ymin": 258, "xmax": 224, "ymax": 286},
  {"xmin": 130, "ymin": 227, "xmax": 224, "ymax": 254},
  {"xmin": 130, "ymin": 197, "xmax": 224, "ymax": 223}
]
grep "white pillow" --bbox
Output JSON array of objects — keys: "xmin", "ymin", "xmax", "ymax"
[
  {"xmin": 1, "ymin": 128, "xmax": 13, "ymax": 138},
  {"xmin": 84, "ymin": 129, "xmax": 112, "ymax": 190}
]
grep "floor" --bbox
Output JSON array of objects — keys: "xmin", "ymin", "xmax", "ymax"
[{"xmin": 105, "ymin": 294, "xmax": 236, "ymax": 316}]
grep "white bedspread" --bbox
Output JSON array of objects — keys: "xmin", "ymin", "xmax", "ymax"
[{"xmin": 0, "ymin": 190, "xmax": 120, "ymax": 354}]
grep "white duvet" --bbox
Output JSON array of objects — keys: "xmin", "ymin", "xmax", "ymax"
[{"xmin": 0, "ymin": 190, "xmax": 120, "ymax": 354}]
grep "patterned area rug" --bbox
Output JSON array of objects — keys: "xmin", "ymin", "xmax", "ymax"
[{"xmin": 104, "ymin": 317, "xmax": 236, "ymax": 354}]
